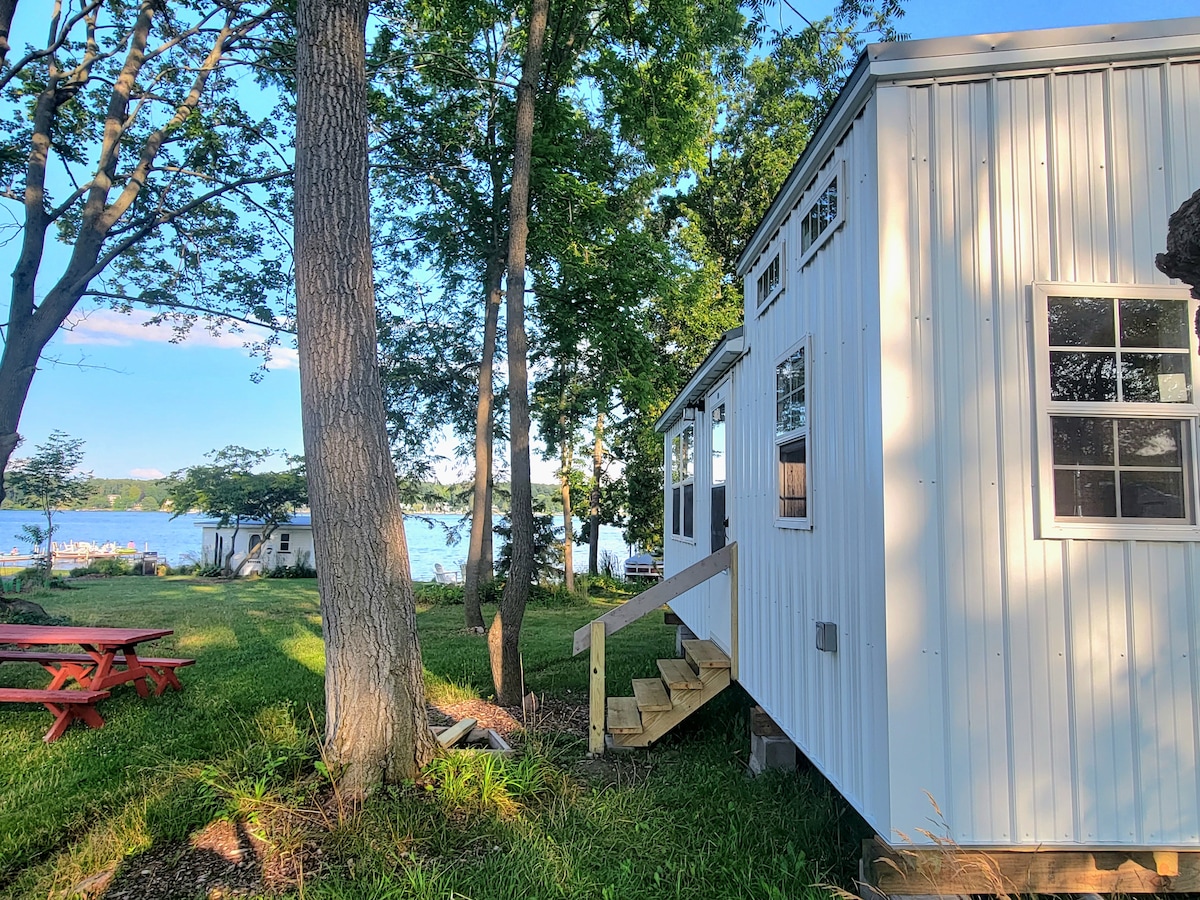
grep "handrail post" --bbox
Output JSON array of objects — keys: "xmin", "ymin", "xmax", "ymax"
[
  {"xmin": 730, "ymin": 542, "xmax": 739, "ymax": 682},
  {"xmin": 589, "ymin": 620, "xmax": 605, "ymax": 756}
]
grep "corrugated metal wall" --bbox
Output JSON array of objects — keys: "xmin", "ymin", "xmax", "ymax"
[
  {"xmin": 728, "ymin": 98, "xmax": 892, "ymax": 833},
  {"xmin": 877, "ymin": 60, "xmax": 1200, "ymax": 847}
]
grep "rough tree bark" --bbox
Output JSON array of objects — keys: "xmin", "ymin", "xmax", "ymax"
[
  {"xmin": 1157, "ymin": 188, "xmax": 1200, "ymax": 315},
  {"xmin": 559, "ymin": 415, "xmax": 574, "ymax": 592},
  {"xmin": 489, "ymin": 0, "xmax": 549, "ymax": 706},
  {"xmin": 0, "ymin": 0, "xmax": 16, "ymax": 69},
  {"xmin": 464, "ymin": 252, "xmax": 503, "ymax": 629},
  {"xmin": 588, "ymin": 409, "xmax": 604, "ymax": 576},
  {"xmin": 295, "ymin": 0, "xmax": 435, "ymax": 795}
]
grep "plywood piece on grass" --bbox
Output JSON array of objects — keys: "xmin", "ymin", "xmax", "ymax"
[{"xmin": 436, "ymin": 717, "xmax": 478, "ymax": 748}]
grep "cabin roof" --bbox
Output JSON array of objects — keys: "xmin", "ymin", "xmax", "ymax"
[
  {"xmin": 735, "ymin": 15, "xmax": 1200, "ymax": 276},
  {"xmin": 196, "ymin": 514, "xmax": 312, "ymax": 528},
  {"xmin": 655, "ymin": 326, "xmax": 744, "ymax": 433}
]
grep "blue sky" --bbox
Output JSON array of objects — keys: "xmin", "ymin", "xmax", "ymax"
[{"xmin": 5, "ymin": 1, "xmax": 1198, "ymax": 483}]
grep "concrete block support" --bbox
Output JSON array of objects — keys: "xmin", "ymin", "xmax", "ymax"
[{"xmin": 748, "ymin": 705, "xmax": 796, "ymax": 775}]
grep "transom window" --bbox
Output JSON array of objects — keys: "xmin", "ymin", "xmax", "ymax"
[
  {"xmin": 756, "ymin": 251, "xmax": 783, "ymax": 308},
  {"xmin": 775, "ymin": 336, "xmax": 812, "ymax": 527},
  {"xmin": 670, "ymin": 425, "xmax": 695, "ymax": 539},
  {"xmin": 797, "ymin": 160, "xmax": 845, "ymax": 268},
  {"xmin": 1035, "ymin": 283, "xmax": 1199, "ymax": 538}
]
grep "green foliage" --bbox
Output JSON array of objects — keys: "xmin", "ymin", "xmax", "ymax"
[
  {"xmin": 494, "ymin": 511, "xmax": 563, "ymax": 584},
  {"xmin": 166, "ymin": 447, "xmax": 306, "ymax": 575},
  {"xmin": 69, "ymin": 558, "xmax": 133, "ymax": 578},
  {"xmin": 266, "ymin": 551, "xmax": 317, "ymax": 579},
  {"xmin": 413, "ymin": 582, "xmax": 466, "ymax": 606},
  {"xmin": 0, "ymin": 578, "xmax": 869, "ymax": 899}
]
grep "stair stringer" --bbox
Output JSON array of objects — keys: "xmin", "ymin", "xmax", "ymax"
[{"xmin": 610, "ymin": 665, "xmax": 730, "ymax": 748}]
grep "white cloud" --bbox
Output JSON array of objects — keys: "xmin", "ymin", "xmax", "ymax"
[
  {"xmin": 129, "ymin": 467, "xmax": 165, "ymax": 479},
  {"xmin": 62, "ymin": 309, "xmax": 298, "ymax": 370}
]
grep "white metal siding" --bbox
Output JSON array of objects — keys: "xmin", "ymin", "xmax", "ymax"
[
  {"xmin": 878, "ymin": 61, "xmax": 1200, "ymax": 847},
  {"xmin": 727, "ymin": 100, "xmax": 891, "ymax": 834}
]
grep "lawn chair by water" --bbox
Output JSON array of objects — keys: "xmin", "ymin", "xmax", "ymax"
[{"xmin": 433, "ymin": 563, "xmax": 459, "ymax": 584}]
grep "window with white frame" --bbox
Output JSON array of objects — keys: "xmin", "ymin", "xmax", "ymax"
[
  {"xmin": 670, "ymin": 424, "xmax": 695, "ymax": 539},
  {"xmin": 1035, "ymin": 283, "xmax": 1200, "ymax": 539},
  {"xmin": 798, "ymin": 160, "xmax": 844, "ymax": 268},
  {"xmin": 775, "ymin": 336, "xmax": 811, "ymax": 526},
  {"xmin": 756, "ymin": 250, "xmax": 783, "ymax": 309}
]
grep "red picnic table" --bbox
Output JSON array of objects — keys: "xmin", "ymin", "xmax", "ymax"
[{"xmin": 0, "ymin": 625, "xmax": 193, "ymax": 741}]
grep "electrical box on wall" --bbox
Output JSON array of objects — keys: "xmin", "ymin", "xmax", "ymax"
[{"xmin": 815, "ymin": 621, "xmax": 837, "ymax": 653}]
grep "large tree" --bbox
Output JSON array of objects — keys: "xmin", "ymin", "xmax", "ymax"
[
  {"xmin": 294, "ymin": 0, "xmax": 434, "ymax": 794},
  {"xmin": 0, "ymin": 0, "xmax": 293, "ymax": 506}
]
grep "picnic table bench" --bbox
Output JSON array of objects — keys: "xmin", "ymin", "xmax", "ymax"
[
  {"xmin": 0, "ymin": 625, "xmax": 191, "ymax": 741},
  {"xmin": 0, "ymin": 650, "xmax": 195, "ymax": 696},
  {"xmin": 0, "ymin": 687, "xmax": 110, "ymax": 742}
]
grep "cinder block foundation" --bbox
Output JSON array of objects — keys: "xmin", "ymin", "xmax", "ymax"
[{"xmin": 748, "ymin": 705, "xmax": 796, "ymax": 775}]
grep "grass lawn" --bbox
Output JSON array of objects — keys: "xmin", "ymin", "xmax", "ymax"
[{"xmin": 0, "ymin": 577, "xmax": 868, "ymax": 899}]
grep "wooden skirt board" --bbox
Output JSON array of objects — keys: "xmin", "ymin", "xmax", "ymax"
[
  {"xmin": 863, "ymin": 836, "xmax": 1200, "ymax": 894},
  {"xmin": 0, "ymin": 688, "xmax": 110, "ymax": 742}
]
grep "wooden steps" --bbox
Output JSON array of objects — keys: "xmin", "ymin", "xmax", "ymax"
[
  {"xmin": 606, "ymin": 697, "xmax": 643, "ymax": 733},
  {"xmin": 657, "ymin": 657, "xmax": 701, "ymax": 690},
  {"xmin": 632, "ymin": 678, "xmax": 672, "ymax": 712},
  {"xmin": 605, "ymin": 639, "xmax": 731, "ymax": 749}
]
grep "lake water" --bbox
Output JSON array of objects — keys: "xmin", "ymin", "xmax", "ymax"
[{"xmin": 0, "ymin": 509, "xmax": 633, "ymax": 578}]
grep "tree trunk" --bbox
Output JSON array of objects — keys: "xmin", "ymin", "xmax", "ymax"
[
  {"xmin": 222, "ymin": 521, "xmax": 242, "ymax": 578},
  {"xmin": 295, "ymin": 0, "xmax": 435, "ymax": 796},
  {"xmin": 559, "ymin": 423, "xmax": 574, "ymax": 592},
  {"xmin": 489, "ymin": 0, "xmax": 549, "ymax": 707},
  {"xmin": 464, "ymin": 253, "xmax": 504, "ymax": 629},
  {"xmin": 0, "ymin": 0, "xmax": 16, "ymax": 72},
  {"xmin": 588, "ymin": 409, "xmax": 604, "ymax": 576}
]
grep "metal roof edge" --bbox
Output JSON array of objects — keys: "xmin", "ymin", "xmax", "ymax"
[
  {"xmin": 735, "ymin": 17, "xmax": 1200, "ymax": 277},
  {"xmin": 655, "ymin": 327, "xmax": 745, "ymax": 434},
  {"xmin": 735, "ymin": 54, "xmax": 875, "ymax": 277}
]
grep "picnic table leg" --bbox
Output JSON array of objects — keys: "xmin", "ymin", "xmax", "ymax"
[
  {"xmin": 119, "ymin": 649, "xmax": 152, "ymax": 698},
  {"xmin": 42, "ymin": 661, "xmax": 98, "ymax": 690},
  {"xmin": 40, "ymin": 701, "xmax": 105, "ymax": 743},
  {"xmin": 145, "ymin": 665, "xmax": 183, "ymax": 696}
]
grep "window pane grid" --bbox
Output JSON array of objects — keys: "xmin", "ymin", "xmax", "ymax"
[{"xmin": 1051, "ymin": 415, "xmax": 1191, "ymax": 522}]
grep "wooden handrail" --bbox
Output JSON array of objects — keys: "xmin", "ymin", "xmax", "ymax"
[{"xmin": 572, "ymin": 542, "xmax": 736, "ymax": 656}]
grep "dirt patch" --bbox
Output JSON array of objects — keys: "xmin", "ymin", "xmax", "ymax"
[
  {"xmin": 97, "ymin": 821, "xmax": 269, "ymax": 899},
  {"xmin": 426, "ymin": 696, "xmax": 587, "ymax": 740}
]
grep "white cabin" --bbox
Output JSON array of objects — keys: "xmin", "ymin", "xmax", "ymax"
[
  {"xmin": 658, "ymin": 17, "xmax": 1200, "ymax": 851},
  {"xmin": 197, "ymin": 515, "xmax": 314, "ymax": 576}
]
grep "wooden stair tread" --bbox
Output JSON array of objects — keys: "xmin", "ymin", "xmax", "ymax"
[
  {"xmin": 631, "ymin": 678, "xmax": 672, "ymax": 712},
  {"xmin": 682, "ymin": 639, "xmax": 730, "ymax": 669},
  {"xmin": 657, "ymin": 657, "xmax": 702, "ymax": 690},
  {"xmin": 606, "ymin": 697, "xmax": 643, "ymax": 733}
]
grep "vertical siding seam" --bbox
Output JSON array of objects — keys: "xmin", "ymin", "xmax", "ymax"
[
  {"xmin": 1045, "ymin": 73, "xmax": 1060, "ymax": 282},
  {"xmin": 1122, "ymin": 541, "xmax": 1143, "ymax": 843},
  {"xmin": 1103, "ymin": 66, "xmax": 1118, "ymax": 284},
  {"xmin": 1187, "ymin": 546, "xmax": 1200, "ymax": 842},
  {"xmin": 1062, "ymin": 540, "xmax": 1082, "ymax": 839},
  {"xmin": 929, "ymin": 83, "xmax": 957, "ymax": 838},
  {"xmin": 1160, "ymin": 63, "xmax": 1175, "ymax": 235},
  {"xmin": 987, "ymin": 75, "xmax": 1019, "ymax": 846}
]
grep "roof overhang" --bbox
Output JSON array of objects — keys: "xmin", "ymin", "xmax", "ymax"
[
  {"xmin": 736, "ymin": 16, "xmax": 1200, "ymax": 277},
  {"xmin": 655, "ymin": 327, "xmax": 745, "ymax": 434}
]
